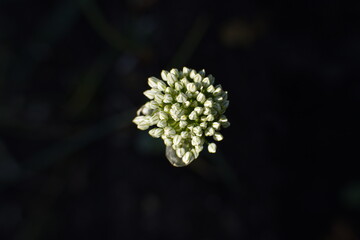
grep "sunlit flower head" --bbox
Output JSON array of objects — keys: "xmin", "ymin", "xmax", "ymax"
[{"xmin": 133, "ymin": 67, "xmax": 230, "ymax": 166}]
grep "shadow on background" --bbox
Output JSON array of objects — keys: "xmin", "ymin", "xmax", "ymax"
[{"xmin": 0, "ymin": 0, "xmax": 359, "ymax": 239}]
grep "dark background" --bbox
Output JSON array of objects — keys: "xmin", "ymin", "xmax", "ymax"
[{"xmin": 1, "ymin": 0, "xmax": 360, "ymax": 239}]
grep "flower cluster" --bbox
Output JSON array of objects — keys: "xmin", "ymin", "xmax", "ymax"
[{"xmin": 133, "ymin": 67, "xmax": 230, "ymax": 166}]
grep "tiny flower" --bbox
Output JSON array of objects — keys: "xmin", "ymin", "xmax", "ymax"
[
  {"xmin": 170, "ymin": 68, "xmax": 179, "ymax": 77},
  {"xmin": 157, "ymin": 80, "xmax": 167, "ymax": 91},
  {"xmin": 193, "ymin": 74, "xmax": 202, "ymax": 83},
  {"xmin": 157, "ymin": 120, "xmax": 167, "ymax": 128},
  {"xmin": 189, "ymin": 69, "xmax": 197, "ymax": 79},
  {"xmin": 176, "ymin": 148, "xmax": 185, "ymax": 158},
  {"xmin": 191, "ymin": 136, "xmax": 202, "ymax": 146},
  {"xmin": 180, "ymin": 131, "xmax": 190, "ymax": 139},
  {"xmin": 183, "ymin": 151, "xmax": 194, "ymax": 164},
  {"xmin": 188, "ymin": 111, "xmax": 198, "ymax": 120},
  {"xmin": 202, "ymin": 77, "xmax": 211, "ymax": 87},
  {"xmin": 167, "ymin": 73, "xmax": 177, "ymax": 86},
  {"xmin": 176, "ymin": 92, "xmax": 187, "ymax": 103},
  {"xmin": 207, "ymin": 85, "xmax": 215, "ymax": 93},
  {"xmin": 208, "ymin": 143, "xmax": 217, "ymax": 153},
  {"xmin": 173, "ymin": 135, "xmax": 182, "ymax": 146},
  {"xmin": 143, "ymin": 89, "xmax": 157, "ymax": 99},
  {"xmin": 161, "ymin": 70, "xmax": 169, "ymax": 81},
  {"xmin": 205, "ymin": 127, "xmax": 215, "ymax": 136},
  {"xmin": 179, "ymin": 120, "xmax": 188, "ymax": 128},
  {"xmin": 164, "ymin": 127, "xmax": 176, "ymax": 137},
  {"xmin": 196, "ymin": 92, "xmax": 206, "ymax": 103},
  {"xmin": 148, "ymin": 77, "xmax": 159, "ymax": 88},
  {"xmin": 212, "ymin": 122, "xmax": 221, "ymax": 130},
  {"xmin": 163, "ymin": 94, "xmax": 173, "ymax": 103},
  {"xmin": 213, "ymin": 132, "xmax": 224, "ymax": 141},
  {"xmin": 149, "ymin": 128, "xmax": 163, "ymax": 138},
  {"xmin": 186, "ymin": 82, "xmax": 197, "ymax": 92},
  {"xmin": 133, "ymin": 67, "xmax": 230, "ymax": 166}
]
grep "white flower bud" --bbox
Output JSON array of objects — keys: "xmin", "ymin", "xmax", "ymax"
[
  {"xmin": 213, "ymin": 132, "xmax": 223, "ymax": 141},
  {"xmin": 163, "ymin": 94, "xmax": 173, "ymax": 103},
  {"xmin": 194, "ymin": 107, "xmax": 204, "ymax": 115},
  {"xmin": 182, "ymin": 152, "xmax": 194, "ymax": 164},
  {"xmin": 141, "ymin": 107, "xmax": 153, "ymax": 115},
  {"xmin": 193, "ymin": 126, "xmax": 203, "ymax": 137},
  {"xmin": 143, "ymin": 89, "xmax": 157, "ymax": 99},
  {"xmin": 212, "ymin": 122, "xmax": 221, "ymax": 130},
  {"xmin": 158, "ymin": 111, "xmax": 168, "ymax": 120},
  {"xmin": 202, "ymin": 77, "xmax": 211, "ymax": 87},
  {"xmin": 165, "ymin": 87, "xmax": 174, "ymax": 94},
  {"xmin": 154, "ymin": 93, "xmax": 164, "ymax": 104},
  {"xmin": 208, "ymin": 143, "xmax": 217, "ymax": 153},
  {"xmin": 170, "ymin": 68, "xmax": 179, "ymax": 77},
  {"xmin": 185, "ymin": 91, "xmax": 194, "ymax": 98},
  {"xmin": 186, "ymin": 82, "xmax": 197, "ymax": 92},
  {"xmin": 161, "ymin": 70, "xmax": 169, "ymax": 81},
  {"xmin": 189, "ymin": 69, "xmax": 197, "ymax": 79},
  {"xmin": 180, "ymin": 131, "xmax": 190, "ymax": 139},
  {"xmin": 166, "ymin": 73, "xmax": 177, "ymax": 86},
  {"xmin": 204, "ymin": 99, "xmax": 213, "ymax": 108},
  {"xmin": 163, "ymin": 105, "xmax": 171, "ymax": 112},
  {"xmin": 133, "ymin": 116, "xmax": 147, "ymax": 125},
  {"xmin": 176, "ymin": 92, "xmax": 187, "ymax": 103},
  {"xmin": 183, "ymin": 67, "xmax": 190, "ymax": 76},
  {"xmin": 157, "ymin": 120, "xmax": 167, "ymax": 128},
  {"xmin": 174, "ymin": 82, "xmax": 183, "ymax": 91},
  {"xmin": 149, "ymin": 128, "xmax": 163, "ymax": 138},
  {"xmin": 163, "ymin": 138, "xmax": 172, "ymax": 146},
  {"xmin": 213, "ymin": 85, "xmax": 223, "ymax": 96},
  {"xmin": 203, "ymin": 107, "xmax": 211, "ymax": 115},
  {"xmin": 164, "ymin": 127, "xmax": 176, "ymax": 137},
  {"xmin": 137, "ymin": 123, "xmax": 150, "ymax": 130},
  {"xmin": 176, "ymin": 148, "xmax": 185, "ymax": 158},
  {"xmin": 206, "ymin": 114, "xmax": 215, "ymax": 122},
  {"xmin": 179, "ymin": 120, "xmax": 188, "ymax": 128},
  {"xmin": 200, "ymin": 116, "xmax": 207, "ymax": 122},
  {"xmin": 191, "ymin": 136, "xmax": 201, "ymax": 146},
  {"xmin": 184, "ymin": 101, "xmax": 191, "ymax": 107},
  {"xmin": 180, "ymin": 77, "xmax": 189, "ymax": 86},
  {"xmin": 205, "ymin": 127, "xmax": 215, "ymax": 136},
  {"xmin": 200, "ymin": 122, "xmax": 207, "ymax": 129},
  {"xmin": 207, "ymin": 85, "xmax": 215, "ymax": 93},
  {"xmin": 191, "ymin": 148, "xmax": 200, "ymax": 159},
  {"xmin": 157, "ymin": 80, "xmax": 167, "ymax": 91},
  {"xmin": 193, "ymin": 74, "xmax": 202, "ymax": 83},
  {"xmin": 195, "ymin": 145, "xmax": 203, "ymax": 153},
  {"xmin": 146, "ymin": 101, "xmax": 158, "ymax": 109},
  {"xmin": 196, "ymin": 92, "xmax": 206, "ymax": 103},
  {"xmin": 149, "ymin": 114, "xmax": 160, "ymax": 125},
  {"xmin": 148, "ymin": 77, "xmax": 159, "ymax": 88},
  {"xmin": 188, "ymin": 111, "xmax": 198, "ymax": 120},
  {"xmin": 173, "ymin": 135, "xmax": 182, "ymax": 146}
]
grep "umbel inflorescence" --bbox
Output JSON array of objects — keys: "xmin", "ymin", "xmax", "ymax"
[{"xmin": 133, "ymin": 67, "xmax": 230, "ymax": 167}]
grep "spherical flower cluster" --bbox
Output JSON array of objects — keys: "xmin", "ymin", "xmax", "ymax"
[{"xmin": 133, "ymin": 67, "xmax": 230, "ymax": 166}]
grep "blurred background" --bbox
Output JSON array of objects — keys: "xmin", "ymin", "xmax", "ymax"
[{"xmin": 1, "ymin": 0, "xmax": 360, "ymax": 239}]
